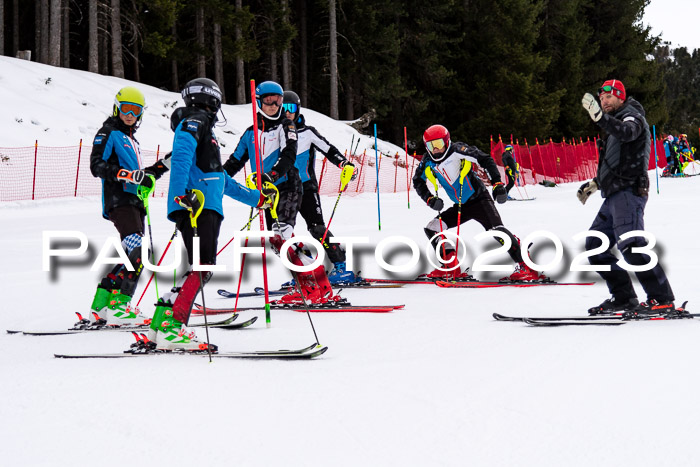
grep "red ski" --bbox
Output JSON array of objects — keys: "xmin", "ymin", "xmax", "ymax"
[
  {"xmin": 192, "ymin": 303, "xmax": 404, "ymax": 314},
  {"xmin": 435, "ymin": 280, "xmax": 595, "ymax": 288}
]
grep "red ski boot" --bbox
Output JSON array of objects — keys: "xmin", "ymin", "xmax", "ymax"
[
  {"xmin": 502, "ymin": 262, "xmax": 546, "ymax": 282},
  {"xmin": 425, "ymin": 251, "xmax": 474, "ymax": 281}
]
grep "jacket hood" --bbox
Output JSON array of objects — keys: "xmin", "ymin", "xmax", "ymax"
[
  {"xmin": 170, "ymin": 106, "xmax": 215, "ymax": 131},
  {"xmin": 614, "ymin": 97, "xmax": 645, "ymax": 118}
]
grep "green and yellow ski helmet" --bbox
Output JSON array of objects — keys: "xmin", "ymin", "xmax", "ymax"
[{"xmin": 113, "ymin": 86, "xmax": 146, "ymax": 123}]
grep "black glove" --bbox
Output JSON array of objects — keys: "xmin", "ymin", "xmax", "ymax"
[
  {"xmin": 492, "ymin": 182, "xmax": 507, "ymax": 204},
  {"xmin": 427, "ymin": 196, "xmax": 444, "ymax": 211},
  {"xmin": 174, "ymin": 190, "xmax": 202, "ymax": 213},
  {"xmin": 116, "ymin": 169, "xmax": 154, "ymax": 188},
  {"xmin": 253, "ymin": 170, "xmax": 279, "ymax": 186}
]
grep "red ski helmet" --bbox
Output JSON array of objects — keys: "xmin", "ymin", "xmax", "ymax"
[{"xmin": 423, "ymin": 124, "xmax": 451, "ymax": 161}]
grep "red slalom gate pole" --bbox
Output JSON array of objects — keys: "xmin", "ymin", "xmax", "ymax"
[
  {"xmin": 136, "ymin": 229, "xmax": 177, "ymax": 307},
  {"xmin": 74, "ymin": 139, "xmax": 82, "ymax": 197},
  {"xmin": 250, "ymin": 79, "xmax": 273, "ymax": 328},
  {"xmin": 404, "ymin": 127, "xmax": 410, "ymax": 208},
  {"xmin": 32, "ymin": 140, "xmax": 38, "ymax": 200}
]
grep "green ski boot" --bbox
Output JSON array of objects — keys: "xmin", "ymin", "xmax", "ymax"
[{"xmin": 104, "ymin": 290, "xmax": 149, "ymax": 326}]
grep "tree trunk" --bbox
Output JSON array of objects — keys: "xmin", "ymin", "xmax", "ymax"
[
  {"xmin": 196, "ymin": 6, "xmax": 205, "ymax": 76},
  {"xmin": 62, "ymin": 0, "xmax": 70, "ymax": 67},
  {"xmin": 110, "ymin": 0, "xmax": 124, "ymax": 78},
  {"xmin": 49, "ymin": 0, "xmax": 62, "ymax": 66},
  {"xmin": 299, "ymin": 0, "xmax": 308, "ymax": 106},
  {"xmin": 328, "ymin": 0, "xmax": 338, "ymax": 119},
  {"xmin": 281, "ymin": 0, "xmax": 291, "ymax": 89},
  {"xmin": 213, "ymin": 22, "xmax": 224, "ymax": 101},
  {"xmin": 346, "ymin": 82, "xmax": 354, "ymax": 120},
  {"xmin": 88, "ymin": 0, "xmax": 98, "ymax": 73},
  {"xmin": 234, "ymin": 0, "xmax": 245, "ymax": 104},
  {"xmin": 132, "ymin": 37, "xmax": 139, "ymax": 81},
  {"xmin": 12, "ymin": 0, "xmax": 19, "ymax": 56},
  {"xmin": 34, "ymin": 0, "xmax": 41, "ymax": 61},
  {"xmin": 270, "ymin": 20, "xmax": 277, "ymax": 82},
  {"xmin": 170, "ymin": 21, "xmax": 178, "ymax": 90},
  {"xmin": 40, "ymin": 0, "xmax": 50, "ymax": 63},
  {"xmin": 0, "ymin": 0, "xmax": 5, "ymax": 56},
  {"xmin": 99, "ymin": 1, "xmax": 108, "ymax": 74}
]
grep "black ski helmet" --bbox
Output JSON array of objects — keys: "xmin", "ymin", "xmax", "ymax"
[
  {"xmin": 283, "ymin": 90, "xmax": 301, "ymax": 121},
  {"xmin": 181, "ymin": 78, "xmax": 222, "ymax": 112}
]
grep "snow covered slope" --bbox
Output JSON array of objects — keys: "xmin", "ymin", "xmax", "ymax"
[
  {"xmin": 0, "ymin": 56, "xmax": 402, "ymax": 156},
  {"xmin": 3, "ymin": 56, "xmax": 700, "ymax": 467}
]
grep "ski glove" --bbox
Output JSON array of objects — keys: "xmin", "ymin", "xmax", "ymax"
[
  {"xmin": 492, "ymin": 182, "xmax": 507, "ymax": 204},
  {"xmin": 427, "ymin": 196, "xmax": 444, "ymax": 211},
  {"xmin": 252, "ymin": 170, "xmax": 279, "ymax": 186},
  {"xmin": 577, "ymin": 179, "xmax": 598, "ymax": 205},
  {"xmin": 582, "ymin": 93, "xmax": 603, "ymax": 122},
  {"xmin": 257, "ymin": 185, "xmax": 278, "ymax": 210},
  {"xmin": 116, "ymin": 169, "xmax": 154, "ymax": 188},
  {"xmin": 174, "ymin": 190, "xmax": 202, "ymax": 213}
]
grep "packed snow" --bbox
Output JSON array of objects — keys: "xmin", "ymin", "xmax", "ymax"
[{"xmin": 2, "ymin": 56, "xmax": 700, "ymax": 467}]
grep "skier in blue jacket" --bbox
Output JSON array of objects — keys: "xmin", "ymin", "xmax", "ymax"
[{"xmin": 146, "ymin": 78, "xmax": 274, "ymax": 352}]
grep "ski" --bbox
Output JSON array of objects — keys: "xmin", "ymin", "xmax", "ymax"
[
  {"xmin": 496, "ymin": 301, "xmax": 694, "ymax": 326},
  {"xmin": 363, "ymin": 276, "xmax": 478, "ymax": 285},
  {"xmin": 6, "ymin": 323, "xmax": 151, "ymax": 336},
  {"xmin": 436, "ymin": 280, "xmax": 595, "ymax": 288},
  {"xmin": 508, "ymin": 197, "xmax": 536, "ymax": 201},
  {"xmin": 217, "ymin": 288, "xmax": 287, "ymax": 298},
  {"xmin": 189, "ymin": 314, "xmax": 258, "ymax": 329},
  {"xmin": 192, "ymin": 303, "xmax": 404, "ymax": 314},
  {"xmin": 55, "ymin": 343, "xmax": 328, "ymax": 359}
]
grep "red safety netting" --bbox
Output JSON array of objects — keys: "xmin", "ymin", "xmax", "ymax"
[
  {"xmin": 0, "ymin": 137, "xmax": 669, "ymax": 202},
  {"xmin": 489, "ymin": 137, "xmax": 666, "ymax": 185},
  {"xmin": 0, "ymin": 142, "xmax": 420, "ymax": 202}
]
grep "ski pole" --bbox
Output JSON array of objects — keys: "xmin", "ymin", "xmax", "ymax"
[
  {"xmin": 454, "ymin": 161, "xmax": 472, "ymax": 267},
  {"xmin": 250, "ymin": 79, "xmax": 273, "ymax": 328},
  {"xmin": 137, "ymin": 176, "xmax": 159, "ymax": 298},
  {"xmin": 321, "ymin": 163, "xmax": 355, "ymax": 244},
  {"xmin": 185, "ymin": 189, "xmax": 212, "ymax": 362},
  {"xmin": 374, "ymin": 124, "xmax": 381, "ymax": 230},
  {"xmin": 216, "ymin": 209, "xmax": 262, "ymax": 255},
  {"xmin": 230, "ymin": 208, "xmax": 255, "ymax": 316},
  {"xmin": 136, "ymin": 228, "xmax": 177, "ymax": 307},
  {"xmin": 425, "ymin": 166, "xmax": 447, "ymax": 261},
  {"xmin": 653, "ymin": 125, "xmax": 660, "ymax": 194},
  {"xmin": 268, "ymin": 193, "xmax": 321, "ymax": 346}
]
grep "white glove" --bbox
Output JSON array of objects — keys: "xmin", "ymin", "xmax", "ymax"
[
  {"xmin": 582, "ymin": 93, "xmax": 603, "ymax": 122},
  {"xmin": 577, "ymin": 179, "xmax": 598, "ymax": 205}
]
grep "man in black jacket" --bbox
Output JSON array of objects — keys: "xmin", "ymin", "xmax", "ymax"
[{"xmin": 580, "ymin": 79, "xmax": 675, "ymax": 316}]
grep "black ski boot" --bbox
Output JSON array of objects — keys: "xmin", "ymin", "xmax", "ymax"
[
  {"xmin": 588, "ymin": 296, "xmax": 639, "ymax": 316},
  {"xmin": 622, "ymin": 299, "xmax": 676, "ymax": 320}
]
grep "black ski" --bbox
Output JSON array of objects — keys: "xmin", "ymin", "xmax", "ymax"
[
  {"xmin": 55, "ymin": 342, "xmax": 328, "ymax": 359},
  {"xmin": 217, "ymin": 288, "xmax": 286, "ymax": 298},
  {"xmin": 7, "ymin": 323, "xmax": 151, "ymax": 336},
  {"xmin": 190, "ymin": 314, "xmax": 258, "ymax": 329}
]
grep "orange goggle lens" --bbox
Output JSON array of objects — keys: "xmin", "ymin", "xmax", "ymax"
[{"xmin": 119, "ymin": 102, "xmax": 143, "ymax": 117}]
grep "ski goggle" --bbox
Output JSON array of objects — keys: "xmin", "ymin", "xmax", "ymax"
[
  {"xmin": 598, "ymin": 85, "xmax": 623, "ymax": 96},
  {"xmin": 282, "ymin": 103, "xmax": 298, "ymax": 114},
  {"xmin": 118, "ymin": 102, "xmax": 144, "ymax": 117},
  {"xmin": 425, "ymin": 138, "xmax": 446, "ymax": 153},
  {"xmin": 259, "ymin": 95, "xmax": 283, "ymax": 106}
]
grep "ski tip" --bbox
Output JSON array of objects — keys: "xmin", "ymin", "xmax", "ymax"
[{"xmin": 6, "ymin": 329, "xmax": 22, "ymax": 334}]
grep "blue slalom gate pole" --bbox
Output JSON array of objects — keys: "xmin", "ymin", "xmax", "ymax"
[
  {"xmin": 374, "ymin": 123, "xmax": 381, "ymax": 230},
  {"xmin": 653, "ymin": 125, "xmax": 660, "ymax": 194}
]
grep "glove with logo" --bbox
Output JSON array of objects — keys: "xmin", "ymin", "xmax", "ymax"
[
  {"xmin": 116, "ymin": 169, "xmax": 154, "ymax": 188},
  {"xmin": 427, "ymin": 196, "xmax": 444, "ymax": 211},
  {"xmin": 492, "ymin": 182, "xmax": 507, "ymax": 204}
]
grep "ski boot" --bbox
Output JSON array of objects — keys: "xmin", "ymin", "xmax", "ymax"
[
  {"xmin": 621, "ymin": 299, "xmax": 676, "ymax": 320},
  {"xmin": 501, "ymin": 262, "xmax": 546, "ymax": 282},
  {"xmin": 425, "ymin": 251, "xmax": 473, "ymax": 281},
  {"xmin": 100, "ymin": 290, "xmax": 150, "ymax": 326},
  {"xmin": 75, "ymin": 286, "xmax": 112, "ymax": 327},
  {"xmin": 155, "ymin": 315, "xmax": 217, "ymax": 352},
  {"xmin": 327, "ymin": 262, "xmax": 363, "ymax": 285},
  {"xmin": 275, "ymin": 267, "xmax": 345, "ymax": 307},
  {"xmin": 280, "ymin": 278, "xmax": 296, "ymax": 289},
  {"xmin": 588, "ymin": 296, "xmax": 639, "ymax": 316}
]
